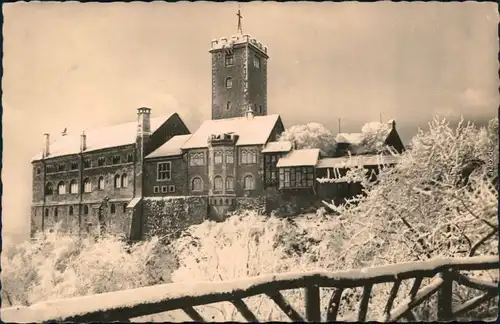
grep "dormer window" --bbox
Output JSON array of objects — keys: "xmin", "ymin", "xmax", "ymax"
[
  {"xmin": 225, "ymin": 77, "xmax": 233, "ymax": 89},
  {"xmin": 225, "ymin": 54, "xmax": 234, "ymax": 67}
]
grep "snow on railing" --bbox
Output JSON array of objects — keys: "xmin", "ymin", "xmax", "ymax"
[{"xmin": 2, "ymin": 255, "xmax": 498, "ymax": 323}]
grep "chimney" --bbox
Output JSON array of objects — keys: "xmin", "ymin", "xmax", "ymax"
[
  {"xmin": 245, "ymin": 106, "xmax": 254, "ymax": 120},
  {"xmin": 137, "ymin": 107, "xmax": 152, "ymax": 136},
  {"xmin": 80, "ymin": 131, "xmax": 87, "ymax": 152},
  {"xmin": 43, "ymin": 133, "xmax": 50, "ymax": 158}
]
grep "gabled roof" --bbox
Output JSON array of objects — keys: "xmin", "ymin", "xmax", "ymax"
[
  {"xmin": 262, "ymin": 141, "xmax": 293, "ymax": 153},
  {"xmin": 146, "ymin": 134, "xmax": 192, "ymax": 159},
  {"xmin": 316, "ymin": 154, "xmax": 401, "ymax": 169},
  {"xmin": 276, "ymin": 148, "xmax": 320, "ymax": 168},
  {"xmin": 32, "ymin": 115, "xmax": 174, "ymax": 161},
  {"xmin": 182, "ymin": 114, "xmax": 281, "ymax": 149}
]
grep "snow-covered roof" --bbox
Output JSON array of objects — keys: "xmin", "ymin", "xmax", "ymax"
[
  {"xmin": 335, "ymin": 133, "xmax": 363, "ymax": 145},
  {"xmin": 316, "ymin": 154, "xmax": 401, "ymax": 169},
  {"xmin": 127, "ymin": 197, "xmax": 142, "ymax": 209},
  {"xmin": 31, "ymin": 115, "xmax": 174, "ymax": 161},
  {"xmin": 276, "ymin": 148, "xmax": 320, "ymax": 168},
  {"xmin": 146, "ymin": 134, "xmax": 192, "ymax": 159},
  {"xmin": 261, "ymin": 141, "xmax": 293, "ymax": 153},
  {"xmin": 182, "ymin": 114, "xmax": 281, "ymax": 149}
]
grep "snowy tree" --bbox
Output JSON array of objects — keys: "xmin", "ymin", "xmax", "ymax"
[
  {"xmin": 278, "ymin": 122, "xmax": 337, "ymax": 155},
  {"xmin": 358, "ymin": 121, "xmax": 392, "ymax": 153}
]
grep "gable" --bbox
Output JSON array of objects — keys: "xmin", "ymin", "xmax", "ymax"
[{"xmin": 182, "ymin": 114, "xmax": 282, "ymax": 149}]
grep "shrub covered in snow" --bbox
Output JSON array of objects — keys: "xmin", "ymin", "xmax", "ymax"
[
  {"xmin": 1, "ymin": 225, "xmax": 177, "ymax": 308},
  {"xmin": 278, "ymin": 122, "xmax": 337, "ymax": 155}
]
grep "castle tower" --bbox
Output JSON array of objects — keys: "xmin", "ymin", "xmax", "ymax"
[{"xmin": 210, "ymin": 10, "xmax": 269, "ymax": 120}]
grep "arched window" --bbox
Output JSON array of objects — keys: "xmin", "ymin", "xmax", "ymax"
[
  {"xmin": 226, "ymin": 101, "xmax": 231, "ymax": 111},
  {"xmin": 114, "ymin": 174, "xmax": 121, "ymax": 188},
  {"xmin": 98, "ymin": 177, "xmax": 105, "ymax": 190},
  {"xmin": 57, "ymin": 181, "xmax": 66, "ymax": 195},
  {"xmin": 54, "ymin": 207, "xmax": 58, "ymax": 221},
  {"xmin": 44, "ymin": 208, "xmax": 49, "ymax": 218},
  {"xmin": 121, "ymin": 174, "xmax": 128, "ymax": 188},
  {"xmin": 123, "ymin": 203, "xmax": 127, "ymax": 213},
  {"xmin": 244, "ymin": 175, "xmax": 255, "ymax": 190},
  {"xmin": 192, "ymin": 177, "xmax": 203, "ymax": 192},
  {"xmin": 110, "ymin": 203, "xmax": 116, "ymax": 214},
  {"xmin": 226, "ymin": 176, "xmax": 235, "ymax": 191},
  {"xmin": 69, "ymin": 206, "xmax": 74, "ymax": 216},
  {"xmin": 214, "ymin": 176, "xmax": 223, "ymax": 191},
  {"xmin": 83, "ymin": 205, "xmax": 89, "ymax": 215},
  {"xmin": 225, "ymin": 77, "xmax": 233, "ymax": 89},
  {"xmin": 83, "ymin": 178, "xmax": 92, "ymax": 193},
  {"xmin": 46, "ymin": 182, "xmax": 54, "ymax": 195},
  {"xmin": 70, "ymin": 180, "xmax": 78, "ymax": 194}
]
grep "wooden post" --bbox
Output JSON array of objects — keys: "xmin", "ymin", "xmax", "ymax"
[
  {"xmin": 305, "ymin": 284, "xmax": 321, "ymax": 322},
  {"xmin": 437, "ymin": 270, "xmax": 453, "ymax": 321}
]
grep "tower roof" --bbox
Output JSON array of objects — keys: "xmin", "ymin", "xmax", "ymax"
[{"xmin": 210, "ymin": 34, "xmax": 268, "ymax": 57}]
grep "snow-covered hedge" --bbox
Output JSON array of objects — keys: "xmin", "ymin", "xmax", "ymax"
[
  {"xmin": 278, "ymin": 122, "xmax": 337, "ymax": 155},
  {"xmin": 1, "ymin": 225, "xmax": 177, "ymax": 308}
]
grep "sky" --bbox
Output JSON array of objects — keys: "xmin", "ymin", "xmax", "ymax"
[{"xmin": 2, "ymin": 1, "xmax": 499, "ymax": 242}]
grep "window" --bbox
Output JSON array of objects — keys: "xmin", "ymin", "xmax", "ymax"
[
  {"xmin": 58, "ymin": 164, "xmax": 65, "ymax": 172},
  {"xmin": 225, "ymin": 53, "xmax": 234, "ymax": 66},
  {"xmin": 157, "ymin": 162, "xmax": 171, "ymax": 181},
  {"xmin": 114, "ymin": 174, "xmax": 121, "ymax": 188},
  {"xmin": 69, "ymin": 206, "xmax": 74, "ymax": 216},
  {"xmin": 226, "ymin": 101, "xmax": 231, "ymax": 111},
  {"xmin": 189, "ymin": 153, "xmax": 205, "ymax": 166},
  {"xmin": 259, "ymin": 105, "xmax": 263, "ymax": 114},
  {"xmin": 265, "ymin": 154, "xmax": 280, "ymax": 186},
  {"xmin": 98, "ymin": 157, "xmax": 106, "ymax": 167},
  {"xmin": 110, "ymin": 204, "xmax": 116, "ymax": 214},
  {"xmin": 254, "ymin": 55, "xmax": 260, "ymax": 68},
  {"xmin": 241, "ymin": 149, "xmax": 257, "ymax": 164},
  {"xmin": 98, "ymin": 177, "xmax": 105, "ymax": 190},
  {"xmin": 70, "ymin": 180, "xmax": 78, "ymax": 194},
  {"xmin": 83, "ymin": 205, "xmax": 89, "ymax": 215},
  {"xmin": 214, "ymin": 151, "xmax": 223, "ymax": 164},
  {"xmin": 83, "ymin": 178, "xmax": 92, "ymax": 193},
  {"xmin": 168, "ymin": 185, "xmax": 175, "ymax": 193},
  {"xmin": 112, "ymin": 156, "xmax": 121, "ymax": 165},
  {"xmin": 192, "ymin": 177, "xmax": 203, "ymax": 191},
  {"xmin": 121, "ymin": 174, "xmax": 128, "ymax": 188},
  {"xmin": 153, "ymin": 186, "xmax": 160, "ymax": 193},
  {"xmin": 226, "ymin": 176, "xmax": 235, "ymax": 191},
  {"xmin": 127, "ymin": 154, "xmax": 134, "ymax": 163},
  {"xmin": 161, "ymin": 186, "xmax": 168, "ymax": 193},
  {"xmin": 44, "ymin": 208, "xmax": 49, "ymax": 218},
  {"xmin": 46, "ymin": 182, "xmax": 54, "ymax": 195},
  {"xmin": 71, "ymin": 162, "xmax": 78, "ymax": 170},
  {"xmin": 225, "ymin": 77, "xmax": 233, "ymax": 89},
  {"xmin": 123, "ymin": 204, "xmax": 127, "ymax": 213},
  {"xmin": 46, "ymin": 165, "xmax": 55, "ymax": 173},
  {"xmin": 226, "ymin": 151, "xmax": 234, "ymax": 164},
  {"xmin": 57, "ymin": 180, "xmax": 65, "ymax": 195},
  {"xmin": 36, "ymin": 167, "xmax": 41, "ymax": 175},
  {"xmin": 244, "ymin": 175, "xmax": 255, "ymax": 190},
  {"xmin": 214, "ymin": 176, "xmax": 223, "ymax": 191},
  {"xmin": 84, "ymin": 159, "xmax": 91, "ymax": 169},
  {"xmin": 54, "ymin": 207, "xmax": 58, "ymax": 221},
  {"xmin": 278, "ymin": 167, "xmax": 315, "ymax": 189}
]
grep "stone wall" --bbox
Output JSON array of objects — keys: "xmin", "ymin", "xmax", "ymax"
[
  {"xmin": 234, "ymin": 196, "xmax": 266, "ymax": 214},
  {"xmin": 143, "ymin": 196, "xmax": 208, "ymax": 240}
]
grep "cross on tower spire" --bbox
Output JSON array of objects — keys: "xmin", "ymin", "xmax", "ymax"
[{"xmin": 236, "ymin": 8, "xmax": 243, "ymax": 34}]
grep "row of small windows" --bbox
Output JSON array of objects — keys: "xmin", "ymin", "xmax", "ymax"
[
  {"xmin": 189, "ymin": 150, "xmax": 255, "ymax": 166},
  {"xmin": 189, "ymin": 175, "xmax": 254, "ymax": 192},
  {"xmin": 42, "ymin": 154, "xmax": 134, "ymax": 174},
  {"xmin": 153, "ymin": 185, "xmax": 176, "ymax": 194},
  {"xmin": 45, "ymin": 174, "xmax": 128, "ymax": 195},
  {"xmin": 41, "ymin": 203, "xmax": 127, "ymax": 218}
]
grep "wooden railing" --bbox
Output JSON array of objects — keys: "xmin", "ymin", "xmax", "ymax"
[{"xmin": 2, "ymin": 255, "xmax": 498, "ymax": 323}]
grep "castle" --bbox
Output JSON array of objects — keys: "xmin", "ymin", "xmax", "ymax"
[{"xmin": 30, "ymin": 16, "xmax": 405, "ymax": 240}]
